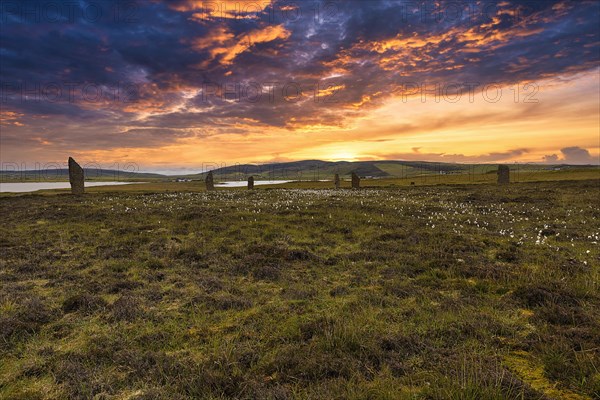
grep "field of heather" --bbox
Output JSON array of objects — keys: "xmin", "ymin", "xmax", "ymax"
[{"xmin": 1, "ymin": 179, "xmax": 599, "ymax": 399}]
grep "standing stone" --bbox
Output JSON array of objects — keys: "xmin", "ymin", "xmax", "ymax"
[
  {"xmin": 68, "ymin": 157, "xmax": 84, "ymax": 195},
  {"xmin": 497, "ymin": 165, "xmax": 510, "ymax": 185},
  {"xmin": 351, "ymin": 172, "xmax": 360, "ymax": 189},
  {"xmin": 205, "ymin": 171, "xmax": 215, "ymax": 191},
  {"xmin": 334, "ymin": 174, "xmax": 340, "ymax": 189},
  {"xmin": 248, "ymin": 176, "xmax": 254, "ymax": 190}
]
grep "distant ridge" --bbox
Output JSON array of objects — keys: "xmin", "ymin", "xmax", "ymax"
[
  {"xmin": 1, "ymin": 161, "xmax": 596, "ymax": 182},
  {"xmin": 192, "ymin": 160, "xmax": 465, "ymax": 179},
  {"xmin": 191, "ymin": 160, "xmax": 583, "ymax": 181}
]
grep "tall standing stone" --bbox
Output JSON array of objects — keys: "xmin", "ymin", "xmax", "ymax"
[
  {"xmin": 497, "ymin": 165, "xmax": 510, "ymax": 185},
  {"xmin": 248, "ymin": 176, "xmax": 254, "ymax": 190},
  {"xmin": 205, "ymin": 171, "xmax": 215, "ymax": 191},
  {"xmin": 334, "ymin": 174, "xmax": 340, "ymax": 189},
  {"xmin": 351, "ymin": 172, "xmax": 360, "ymax": 189},
  {"xmin": 68, "ymin": 157, "xmax": 84, "ymax": 195}
]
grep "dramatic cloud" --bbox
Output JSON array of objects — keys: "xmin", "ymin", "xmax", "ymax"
[
  {"xmin": 543, "ymin": 147, "xmax": 599, "ymax": 165},
  {"xmin": 560, "ymin": 147, "xmax": 595, "ymax": 164},
  {"xmin": 560, "ymin": 147, "xmax": 598, "ymax": 165},
  {"xmin": 543, "ymin": 154, "xmax": 560, "ymax": 163},
  {"xmin": 193, "ymin": 24, "xmax": 291, "ymax": 67},
  {"xmin": 1, "ymin": 0, "xmax": 599, "ymax": 168}
]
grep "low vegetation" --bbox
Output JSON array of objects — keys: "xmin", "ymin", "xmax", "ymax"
[{"xmin": 1, "ymin": 179, "xmax": 599, "ymax": 399}]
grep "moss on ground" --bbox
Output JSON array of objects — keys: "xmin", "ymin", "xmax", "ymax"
[{"xmin": 1, "ymin": 179, "xmax": 598, "ymax": 399}]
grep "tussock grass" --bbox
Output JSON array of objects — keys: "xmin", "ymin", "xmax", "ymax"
[{"xmin": 1, "ymin": 179, "xmax": 599, "ymax": 399}]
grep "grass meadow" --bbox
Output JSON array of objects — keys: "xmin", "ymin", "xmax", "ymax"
[{"xmin": 1, "ymin": 178, "xmax": 599, "ymax": 399}]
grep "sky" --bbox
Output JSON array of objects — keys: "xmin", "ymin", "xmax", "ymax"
[{"xmin": 1, "ymin": 0, "xmax": 599, "ymax": 173}]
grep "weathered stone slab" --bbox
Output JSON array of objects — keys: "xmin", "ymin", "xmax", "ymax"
[
  {"xmin": 68, "ymin": 157, "xmax": 84, "ymax": 195},
  {"xmin": 351, "ymin": 172, "xmax": 360, "ymax": 189},
  {"xmin": 497, "ymin": 165, "xmax": 510, "ymax": 185},
  {"xmin": 334, "ymin": 174, "xmax": 340, "ymax": 189},
  {"xmin": 205, "ymin": 171, "xmax": 215, "ymax": 191},
  {"xmin": 248, "ymin": 176, "xmax": 254, "ymax": 190}
]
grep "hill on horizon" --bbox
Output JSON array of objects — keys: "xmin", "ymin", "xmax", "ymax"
[
  {"xmin": 180, "ymin": 160, "xmax": 596, "ymax": 181},
  {"xmin": 1, "ymin": 161, "xmax": 597, "ymax": 182}
]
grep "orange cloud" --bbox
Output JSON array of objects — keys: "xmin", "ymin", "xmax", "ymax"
[
  {"xmin": 193, "ymin": 24, "xmax": 291, "ymax": 66},
  {"xmin": 0, "ymin": 110, "xmax": 25, "ymax": 127},
  {"xmin": 192, "ymin": 26, "xmax": 234, "ymax": 49},
  {"xmin": 327, "ymin": 5, "xmax": 554, "ymax": 75}
]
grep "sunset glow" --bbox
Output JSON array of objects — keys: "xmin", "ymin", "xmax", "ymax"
[{"xmin": 1, "ymin": 0, "xmax": 599, "ymax": 172}]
